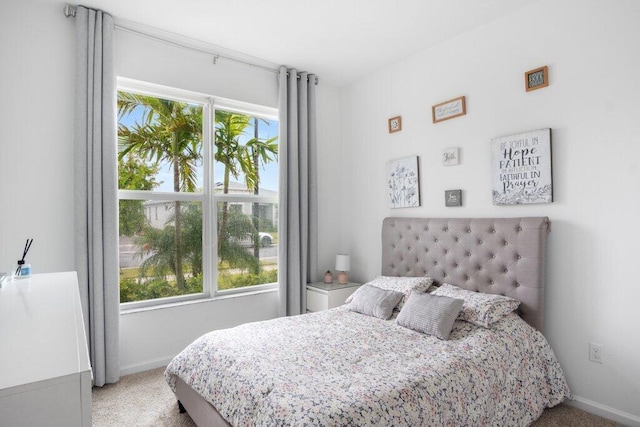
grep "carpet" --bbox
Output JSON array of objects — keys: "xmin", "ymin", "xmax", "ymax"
[{"xmin": 92, "ymin": 367, "xmax": 621, "ymax": 426}]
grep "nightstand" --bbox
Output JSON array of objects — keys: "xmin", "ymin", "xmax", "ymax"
[{"xmin": 306, "ymin": 281, "xmax": 362, "ymax": 312}]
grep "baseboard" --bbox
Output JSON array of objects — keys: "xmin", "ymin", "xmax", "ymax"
[
  {"xmin": 567, "ymin": 395, "xmax": 640, "ymax": 427},
  {"xmin": 119, "ymin": 356, "xmax": 173, "ymax": 377}
]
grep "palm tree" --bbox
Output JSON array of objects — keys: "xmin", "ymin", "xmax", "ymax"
[
  {"xmin": 245, "ymin": 118, "xmax": 278, "ymax": 272},
  {"xmin": 136, "ymin": 201, "xmax": 259, "ymax": 278},
  {"xmin": 136, "ymin": 202, "xmax": 203, "ymax": 280},
  {"xmin": 214, "ymin": 110, "xmax": 250, "ymax": 254},
  {"xmin": 180, "ymin": 203, "xmax": 203, "ymax": 277},
  {"xmin": 118, "ymin": 92, "xmax": 202, "ymax": 289},
  {"xmin": 214, "ymin": 111, "xmax": 277, "ymax": 274},
  {"xmin": 217, "ymin": 206, "xmax": 260, "ymax": 272},
  {"xmin": 136, "ymin": 224, "xmax": 178, "ymax": 280}
]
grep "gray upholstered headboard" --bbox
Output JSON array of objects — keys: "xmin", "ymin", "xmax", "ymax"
[{"xmin": 381, "ymin": 217, "xmax": 550, "ymax": 332}]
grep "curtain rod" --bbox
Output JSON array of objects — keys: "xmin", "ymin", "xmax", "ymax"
[{"xmin": 63, "ymin": 4, "xmax": 318, "ymax": 85}]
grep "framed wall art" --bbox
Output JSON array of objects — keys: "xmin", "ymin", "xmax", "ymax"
[
  {"xmin": 388, "ymin": 116, "xmax": 402, "ymax": 133},
  {"xmin": 442, "ymin": 147, "xmax": 460, "ymax": 166},
  {"xmin": 491, "ymin": 128, "xmax": 553, "ymax": 205},
  {"xmin": 387, "ymin": 156, "xmax": 420, "ymax": 208},
  {"xmin": 525, "ymin": 65, "xmax": 549, "ymax": 92},
  {"xmin": 432, "ymin": 96, "xmax": 466, "ymax": 123},
  {"xmin": 445, "ymin": 190, "xmax": 462, "ymax": 207}
]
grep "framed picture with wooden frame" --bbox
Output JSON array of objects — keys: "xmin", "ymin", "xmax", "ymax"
[
  {"xmin": 388, "ymin": 116, "xmax": 402, "ymax": 133},
  {"xmin": 525, "ymin": 65, "xmax": 549, "ymax": 92},
  {"xmin": 432, "ymin": 96, "xmax": 466, "ymax": 123}
]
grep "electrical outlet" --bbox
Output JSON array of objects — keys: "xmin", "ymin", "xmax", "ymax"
[{"xmin": 589, "ymin": 342, "xmax": 604, "ymax": 364}]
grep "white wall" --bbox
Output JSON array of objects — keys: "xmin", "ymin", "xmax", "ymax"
[
  {"xmin": 115, "ymin": 28, "xmax": 279, "ymax": 109},
  {"xmin": 119, "ymin": 290, "xmax": 279, "ymax": 374},
  {"xmin": 316, "ymin": 83, "xmax": 345, "ymax": 272},
  {"xmin": 338, "ymin": 0, "xmax": 640, "ymax": 423},
  {"xmin": 0, "ymin": 0, "xmax": 76, "ymax": 275}
]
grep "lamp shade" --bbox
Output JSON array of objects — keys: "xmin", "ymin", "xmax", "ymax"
[{"xmin": 335, "ymin": 254, "xmax": 350, "ymax": 272}]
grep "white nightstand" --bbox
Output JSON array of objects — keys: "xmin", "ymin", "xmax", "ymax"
[{"xmin": 306, "ymin": 281, "xmax": 362, "ymax": 312}]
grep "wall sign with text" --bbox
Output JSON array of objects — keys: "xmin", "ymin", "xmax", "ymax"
[
  {"xmin": 525, "ymin": 65, "xmax": 549, "ymax": 92},
  {"xmin": 432, "ymin": 96, "xmax": 466, "ymax": 123},
  {"xmin": 445, "ymin": 189, "xmax": 462, "ymax": 207},
  {"xmin": 491, "ymin": 128, "xmax": 553, "ymax": 205}
]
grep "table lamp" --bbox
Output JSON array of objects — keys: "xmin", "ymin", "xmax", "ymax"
[{"xmin": 335, "ymin": 254, "xmax": 350, "ymax": 284}]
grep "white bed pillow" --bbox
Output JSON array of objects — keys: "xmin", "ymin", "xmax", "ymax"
[
  {"xmin": 345, "ymin": 276, "xmax": 433, "ymax": 311},
  {"xmin": 345, "ymin": 284, "xmax": 404, "ymax": 320},
  {"xmin": 396, "ymin": 292, "xmax": 464, "ymax": 340},
  {"xmin": 432, "ymin": 283, "xmax": 520, "ymax": 328}
]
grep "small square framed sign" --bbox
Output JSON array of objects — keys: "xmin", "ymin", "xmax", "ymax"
[
  {"xmin": 442, "ymin": 147, "xmax": 459, "ymax": 166},
  {"xmin": 445, "ymin": 190, "xmax": 462, "ymax": 207},
  {"xmin": 388, "ymin": 116, "xmax": 402, "ymax": 133},
  {"xmin": 525, "ymin": 65, "xmax": 549, "ymax": 92}
]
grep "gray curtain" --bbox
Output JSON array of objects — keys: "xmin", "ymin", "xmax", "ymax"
[
  {"xmin": 278, "ymin": 67, "xmax": 318, "ymax": 316},
  {"xmin": 73, "ymin": 6, "xmax": 119, "ymax": 387}
]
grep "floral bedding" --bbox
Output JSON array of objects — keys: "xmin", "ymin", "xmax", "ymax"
[{"xmin": 165, "ymin": 308, "xmax": 570, "ymax": 426}]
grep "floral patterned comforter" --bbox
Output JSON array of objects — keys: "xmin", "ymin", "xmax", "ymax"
[{"xmin": 165, "ymin": 308, "xmax": 570, "ymax": 426}]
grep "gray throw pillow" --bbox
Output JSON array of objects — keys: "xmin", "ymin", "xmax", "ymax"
[
  {"xmin": 396, "ymin": 292, "xmax": 464, "ymax": 340},
  {"xmin": 345, "ymin": 284, "xmax": 404, "ymax": 320},
  {"xmin": 345, "ymin": 276, "xmax": 433, "ymax": 312}
]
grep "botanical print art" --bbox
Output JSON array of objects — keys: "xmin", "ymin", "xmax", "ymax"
[
  {"xmin": 491, "ymin": 128, "xmax": 552, "ymax": 205},
  {"xmin": 387, "ymin": 156, "xmax": 420, "ymax": 208}
]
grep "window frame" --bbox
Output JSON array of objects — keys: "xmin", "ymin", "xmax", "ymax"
[{"xmin": 117, "ymin": 78, "xmax": 279, "ymax": 311}]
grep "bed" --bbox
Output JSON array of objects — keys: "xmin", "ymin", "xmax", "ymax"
[{"xmin": 165, "ymin": 217, "xmax": 570, "ymax": 426}]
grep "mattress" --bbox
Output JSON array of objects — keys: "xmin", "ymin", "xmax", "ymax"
[{"xmin": 165, "ymin": 307, "xmax": 569, "ymax": 426}]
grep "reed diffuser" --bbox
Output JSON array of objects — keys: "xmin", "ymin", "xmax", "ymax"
[{"xmin": 15, "ymin": 238, "xmax": 34, "ymax": 278}]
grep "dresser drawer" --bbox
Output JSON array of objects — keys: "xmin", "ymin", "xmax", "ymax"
[{"xmin": 306, "ymin": 287, "xmax": 328, "ymax": 312}]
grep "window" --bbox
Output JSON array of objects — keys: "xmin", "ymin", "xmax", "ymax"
[{"xmin": 117, "ymin": 80, "xmax": 279, "ymax": 308}]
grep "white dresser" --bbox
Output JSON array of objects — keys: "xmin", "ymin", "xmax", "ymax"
[{"xmin": 0, "ymin": 272, "xmax": 92, "ymax": 426}]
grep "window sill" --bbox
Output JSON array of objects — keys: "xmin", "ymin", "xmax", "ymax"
[{"xmin": 120, "ymin": 286, "xmax": 278, "ymax": 315}]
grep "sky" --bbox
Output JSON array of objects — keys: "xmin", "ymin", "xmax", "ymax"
[{"xmin": 118, "ymin": 98, "xmax": 279, "ymax": 193}]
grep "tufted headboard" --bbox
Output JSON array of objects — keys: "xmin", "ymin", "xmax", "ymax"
[{"xmin": 381, "ymin": 217, "xmax": 550, "ymax": 332}]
